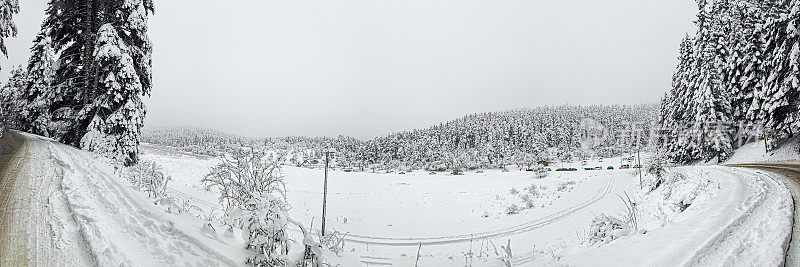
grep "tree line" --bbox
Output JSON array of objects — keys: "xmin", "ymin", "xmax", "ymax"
[{"xmin": 144, "ymin": 104, "xmax": 658, "ymax": 171}]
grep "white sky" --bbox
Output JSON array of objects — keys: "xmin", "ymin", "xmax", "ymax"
[{"xmin": 3, "ymin": 1, "xmax": 698, "ymax": 139}]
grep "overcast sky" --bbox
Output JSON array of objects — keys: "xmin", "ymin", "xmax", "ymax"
[{"xmin": 3, "ymin": 1, "xmax": 698, "ymax": 139}]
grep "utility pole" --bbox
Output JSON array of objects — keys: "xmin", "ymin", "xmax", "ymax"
[
  {"xmin": 636, "ymin": 129, "xmax": 642, "ymax": 189},
  {"xmin": 637, "ymin": 147, "xmax": 642, "ymax": 189},
  {"xmin": 322, "ymin": 151, "xmax": 330, "ymax": 236}
]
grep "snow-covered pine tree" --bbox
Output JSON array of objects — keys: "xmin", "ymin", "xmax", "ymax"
[
  {"xmin": 757, "ymin": 0, "xmax": 800, "ymax": 147},
  {"xmin": 0, "ymin": 66, "xmax": 28, "ymax": 129},
  {"xmin": 34, "ymin": 0, "xmax": 154, "ymax": 165},
  {"xmin": 0, "ymin": 0, "xmax": 19, "ymax": 57},
  {"xmin": 80, "ymin": 24, "xmax": 145, "ymax": 166},
  {"xmin": 23, "ymin": 31, "xmax": 56, "ymax": 136},
  {"xmin": 692, "ymin": 0, "xmax": 735, "ymax": 162},
  {"xmin": 663, "ymin": 35, "xmax": 695, "ymax": 163}
]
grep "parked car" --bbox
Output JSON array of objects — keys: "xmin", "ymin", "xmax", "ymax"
[
  {"xmin": 598, "ymin": 158, "xmax": 604, "ymax": 162},
  {"xmin": 607, "ymin": 166, "xmax": 614, "ymax": 170},
  {"xmin": 581, "ymin": 160, "xmax": 588, "ymax": 166},
  {"xmin": 593, "ymin": 166, "xmax": 602, "ymax": 170},
  {"xmin": 584, "ymin": 167, "xmax": 594, "ymax": 171},
  {"xmin": 633, "ymin": 164, "xmax": 641, "ymax": 169},
  {"xmin": 556, "ymin": 168, "xmax": 570, "ymax": 171},
  {"xmin": 620, "ymin": 164, "xmax": 631, "ymax": 169}
]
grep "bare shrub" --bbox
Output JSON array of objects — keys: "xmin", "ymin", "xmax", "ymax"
[
  {"xmin": 202, "ymin": 147, "xmax": 286, "ymax": 212},
  {"xmin": 203, "ymin": 147, "xmax": 289, "ymax": 266},
  {"xmin": 505, "ymin": 203, "xmax": 521, "ymax": 215},
  {"xmin": 123, "ymin": 160, "xmax": 171, "ymax": 198},
  {"xmin": 586, "ymin": 214, "xmax": 628, "ymax": 245}
]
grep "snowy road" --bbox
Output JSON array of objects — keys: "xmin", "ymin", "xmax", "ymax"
[
  {"xmin": 726, "ymin": 162, "xmax": 800, "ymax": 266},
  {"xmin": 0, "ymin": 130, "xmax": 94, "ymax": 266},
  {"xmin": 0, "ymin": 131, "xmax": 244, "ymax": 266},
  {"xmin": 563, "ymin": 166, "xmax": 793, "ymax": 266}
]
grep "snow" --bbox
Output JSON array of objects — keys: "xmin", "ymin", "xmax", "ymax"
[
  {"xmin": 5, "ymin": 133, "xmax": 792, "ymax": 266},
  {"xmin": 17, "ymin": 132, "xmax": 247, "ymax": 265},
  {"xmin": 560, "ymin": 166, "xmax": 793, "ymax": 266},
  {"xmin": 139, "ymin": 142, "xmax": 791, "ymax": 265},
  {"xmin": 725, "ymin": 137, "xmax": 800, "ymax": 164}
]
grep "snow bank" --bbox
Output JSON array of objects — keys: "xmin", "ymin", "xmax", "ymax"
[
  {"xmin": 725, "ymin": 137, "xmax": 800, "ymax": 164},
  {"xmin": 560, "ymin": 166, "xmax": 793, "ymax": 266},
  {"xmin": 32, "ymin": 134, "xmax": 248, "ymax": 265}
]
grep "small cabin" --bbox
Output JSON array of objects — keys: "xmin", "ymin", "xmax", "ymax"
[{"xmin": 537, "ymin": 160, "xmax": 549, "ymax": 167}]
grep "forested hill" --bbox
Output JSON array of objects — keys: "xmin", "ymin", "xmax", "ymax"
[
  {"xmin": 358, "ymin": 104, "xmax": 658, "ymax": 170},
  {"xmin": 143, "ymin": 104, "xmax": 658, "ymax": 170}
]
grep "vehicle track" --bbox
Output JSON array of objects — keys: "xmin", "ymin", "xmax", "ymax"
[
  {"xmin": 47, "ymin": 139, "xmax": 239, "ymax": 266},
  {"xmin": 344, "ymin": 177, "xmax": 615, "ymax": 246},
  {"xmin": 0, "ymin": 131, "xmax": 95, "ymax": 266},
  {"xmin": 726, "ymin": 162, "xmax": 800, "ymax": 266},
  {"xmin": 0, "ymin": 130, "xmax": 29, "ymax": 265}
]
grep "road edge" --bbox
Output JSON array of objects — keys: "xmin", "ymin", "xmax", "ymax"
[
  {"xmin": 0, "ymin": 130, "xmax": 30, "ymax": 265},
  {"xmin": 726, "ymin": 163, "xmax": 800, "ymax": 266}
]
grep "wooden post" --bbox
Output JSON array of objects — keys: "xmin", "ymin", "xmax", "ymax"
[
  {"xmin": 414, "ymin": 242, "xmax": 422, "ymax": 267},
  {"xmin": 638, "ymin": 148, "xmax": 642, "ymax": 189},
  {"xmin": 322, "ymin": 151, "xmax": 329, "ymax": 236}
]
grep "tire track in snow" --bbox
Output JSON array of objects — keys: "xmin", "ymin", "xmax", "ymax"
[
  {"xmin": 687, "ymin": 166, "xmax": 792, "ymax": 266},
  {"xmin": 344, "ymin": 177, "xmax": 615, "ymax": 246},
  {"xmin": 46, "ymin": 138, "xmax": 239, "ymax": 266},
  {"xmin": 0, "ymin": 131, "xmax": 95, "ymax": 266}
]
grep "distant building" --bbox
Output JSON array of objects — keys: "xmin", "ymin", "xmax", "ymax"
[{"xmin": 537, "ymin": 160, "xmax": 549, "ymax": 166}]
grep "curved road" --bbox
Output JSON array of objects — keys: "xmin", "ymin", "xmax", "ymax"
[{"xmin": 726, "ymin": 162, "xmax": 800, "ymax": 266}]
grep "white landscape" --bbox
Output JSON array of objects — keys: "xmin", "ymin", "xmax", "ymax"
[{"xmin": 2, "ymin": 0, "xmax": 800, "ymax": 266}]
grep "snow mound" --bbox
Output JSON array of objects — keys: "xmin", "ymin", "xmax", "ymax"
[{"xmin": 725, "ymin": 137, "xmax": 800, "ymax": 164}]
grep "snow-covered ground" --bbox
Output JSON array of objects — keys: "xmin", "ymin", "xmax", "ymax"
[
  {"xmin": 2, "ymin": 133, "xmax": 247, "ymax": 265},
  {"xmin": 138, "ymin": 142, "xmax": 793, "ymax": 266},
  {"xmin": 725, "ymin": 137, "xmax": 800, "ymax": 164},
  {"xmin": 2, "ymin": 133, "xmax": 792, "ymax": 266}
]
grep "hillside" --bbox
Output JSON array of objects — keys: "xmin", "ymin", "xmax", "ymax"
[{"xmin": 144, "ymin": 104, "xmax": 659, "ymax": 170}]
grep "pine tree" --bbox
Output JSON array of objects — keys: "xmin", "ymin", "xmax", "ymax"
[
  {"xmin": 32, "ymin": 0, "xmax": 154, "ymax": 165},
  {"xmin": 80, "ymin": 24, "xmax": 145, "ymax": 166},
  {"xmin": 0, "ymin": 0, "xmax": 19, "ymax": 57},
  {"xmin": 0, "ymin": 66, "xmax": 28, "ymax": 129},
  {"xmin": 758, "ymin": 0, "xmax": 800, "ymax": 146},
  {"xmin": 23, "ymin": 31, "xmax": 56, "ymax": 136}
]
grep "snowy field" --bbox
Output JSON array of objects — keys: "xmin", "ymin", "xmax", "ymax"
[
  {"xmin": 137, "ymin": 142, "xmax": 792, "ymax": 266},
  {"xmin": 2, "ymin": 134, "xmax": 791, "ymax": 266}
]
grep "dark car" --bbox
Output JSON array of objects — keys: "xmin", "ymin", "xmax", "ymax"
[
  {"xmin": 620, "ymin": 164, "xmax": 631, "ymax": 169},
  {"xmin": 607, "ymin": 166, "xmax": 614, "ymax": 170}
]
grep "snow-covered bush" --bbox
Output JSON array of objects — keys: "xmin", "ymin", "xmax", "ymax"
[
  {"xmin": 505, "ymin": 203, "xmax": 521, "ymax": 215},
  {"xmin": 202, "ymin": 146, "xmax": 289, "ymax": 265},
  {"xmin": 202, "ymin": 147, "xmax": 286, "ymax": 212},
  {"xmin": 586, "ymin": 214, "xmax": 628, "ymax": 245},
  {"xmin": 557, "ymin": 181, "xmax": 576, "ymax": 192},
  {"xmin": 123, "ymin": 160, "xmax": 171, "ymax": 198},
  {"xmin": 226, "ymin": 192, "xmax": 290, "ymax": 266}
]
